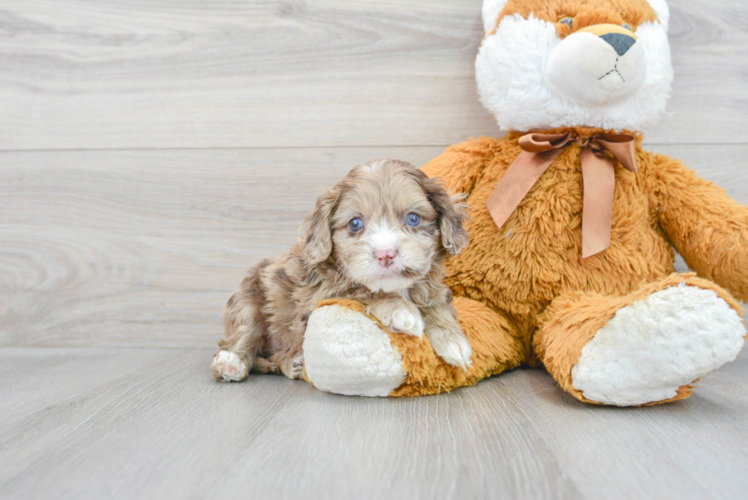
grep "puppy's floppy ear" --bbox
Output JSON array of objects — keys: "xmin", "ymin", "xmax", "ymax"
[
  {"xmin": 300, "ymin": 187, "xmax": 340, "ymax": 266},
  {"xmin": 412, "ymin": 170, "xmax": 469, "ymax": 255}
]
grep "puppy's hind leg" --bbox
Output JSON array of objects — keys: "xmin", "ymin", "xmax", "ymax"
[
  {"xmin": 269, "ymin": 351, "xmax": 305, "ymax": 380},
  {"xmin": 211, "ymin": 274, "xmax": 267, "ymax": 382},
  {"xmin": 212, "ymin": 322, "xmax": 259, "ymax": 382},
  {"xmin": 251, "ymin": 356, "xmax": 279, "ymax": 374}
]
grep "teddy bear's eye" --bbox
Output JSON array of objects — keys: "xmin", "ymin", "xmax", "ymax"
[
  {"xmin": 622, "ymin": 22, "xmax": 634, "ymax": 31},
  {"xmin": 559, "ymin": 17, "xmax": 574, "ymax": 28}
]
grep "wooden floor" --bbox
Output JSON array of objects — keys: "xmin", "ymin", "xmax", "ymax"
[
  {"xmin": 2, "ymin": 1, "xmax": 748, "ymax": 499},
  {"xmin": 0, "ymin": 348, "xmax": 746, "ymax": 500}
]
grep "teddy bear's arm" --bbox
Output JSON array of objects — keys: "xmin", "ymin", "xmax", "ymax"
[
  {"xmin": 421, "ymin": 138, "xmax": 496, "ymax": 196},
  {"xmin": 651, "ymin": 153, "xmax": 748, "ymax": 302}
]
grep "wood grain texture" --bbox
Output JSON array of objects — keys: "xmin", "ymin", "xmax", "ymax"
[
  {"xmin": 0, "ymin": 146, "xmax": 444, "ymax": 347},
  {"xmin": 0, "ymin": 0, "xmax": 746, "ymax": 150},
  {"xmin": 2, "ymin": 2, "xmax": 746, "ymax": 498},
  {"xmin": 1, "ymin": 347, "xmax": 747, "ymax": 500},
  {"xmin": 1, "ymin": 144, "xmax": 746, "ymax": 348}
]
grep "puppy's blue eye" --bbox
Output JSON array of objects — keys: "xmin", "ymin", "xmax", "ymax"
[
  {"xmin": 348, "ymin": 217, "xmax": 363, "ymax": 232},
  {"xmin": 406, "ymin": 213, "xmax": 421, "ymax": 227},
  {"xmin": 559, "ymin": 17, "xmax": 573, "ymax": 28},
  {"xmin": 622, "ymin": 22, "xmax": 633, "ymax": 31}
]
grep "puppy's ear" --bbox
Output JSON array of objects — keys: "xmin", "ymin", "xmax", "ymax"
[
  {"xmin": 415, "ymin": 172, "xmax": 470, "ymax": 255},
  {"xmin": 300, "ymin": 187, "xmax": 340, "ymax": 266}
]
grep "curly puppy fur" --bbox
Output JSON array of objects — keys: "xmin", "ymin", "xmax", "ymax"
[{"xmin": 211, "ymin": 159, "xmax": 470, "ymax": 382}]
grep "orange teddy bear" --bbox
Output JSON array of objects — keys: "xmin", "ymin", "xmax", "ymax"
[{"xmin": 302, "ymin": 0, "xmax": 747, "ymax": 406}]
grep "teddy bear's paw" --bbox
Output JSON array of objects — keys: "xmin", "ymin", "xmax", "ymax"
[
  {"xmin": 571, "ymin": 284, "xmax": 746, "ymax": 406},
  {"xmin": 390, "ymin": 309, "xmax": 425, "ymax": 338},
  {"xmin": 427, "ymin": 327, "xmax": 473, "ymax": 370},
  {"xmin": 211, "ymin": 350, "xmax": 249, "ymax": 382},
  {"xmin": 304, "ymin": 304, "xmax": 407, "ymax": 397}
]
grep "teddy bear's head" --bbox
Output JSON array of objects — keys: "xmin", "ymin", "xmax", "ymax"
[{"xmin": 476, "ymin": 0, "xmax": 672, "ymax": 132}]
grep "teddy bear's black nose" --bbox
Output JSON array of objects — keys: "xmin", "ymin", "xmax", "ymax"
[{"xmin": 600, "ymin": 32, "xmax": 637, "ymax": 56}]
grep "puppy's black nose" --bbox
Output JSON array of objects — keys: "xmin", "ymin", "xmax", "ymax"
[{"xmin": 600, "ymin": 33, "xmax": 636, "ymax": 56}]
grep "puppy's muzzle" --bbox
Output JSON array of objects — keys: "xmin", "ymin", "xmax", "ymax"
[{"xmin": 375, "ymin": 248, "xmax": 397, "ymax": 268}]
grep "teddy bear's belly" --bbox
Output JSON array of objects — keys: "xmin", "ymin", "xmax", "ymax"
[{"xmin": 443, "ymin": 162, "xmax": 675, "ymax": 343}]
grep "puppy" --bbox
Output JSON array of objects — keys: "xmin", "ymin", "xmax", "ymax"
[{"xmin": 211, "ymin": 159, "xmax": 472, "ymax": 383}]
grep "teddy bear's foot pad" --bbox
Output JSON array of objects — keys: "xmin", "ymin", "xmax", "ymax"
[
  {"xmin": 571, "ymin": 284, "xmax": 746, "ymax": 406},
  {"xmin": 304, "ymin": 304, "xmax": 407, "ymax": 397}
]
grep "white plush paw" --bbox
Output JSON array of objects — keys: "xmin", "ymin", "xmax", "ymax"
[
  {"xmin": 571, "ymin": 284, "xmax": 746, "ymax": 406},
  {"xmin": 428, "ymin": 330, "xmax": 473, "ymax": 370},
  {"xmin": 389, "ymin": 309, "xmax": 424, "ymax": 338},
  {"xmin": 303, "ymin": 305, "xmax": 407, "ymax": 397},
  {"xmin": 212, "ymin": 350, "xmax": 249, "ymax": 382}
]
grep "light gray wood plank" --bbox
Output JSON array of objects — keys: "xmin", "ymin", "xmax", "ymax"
[
  {"xmin": 1, "ymin": 347, "xmax": 747, "ymax": 500},
  {"xmin": 208, "ymin": 377, "xmax": 580, "ymax": 500},
  {"xmin": 0, "ymin": 0, "xmax": 746, "ymax": 150},
  {"xmin": 0, "ymin": 348, "xmax": 182, "ymax": 423},
  {"xmin": 506, "ymin": 358, "xmax": 748, "ymax": 500},
  {"xmin": 658, "ymin": 0, "xmax": 748, "ymax": 145},
  {"xmin": 0, "ymin": 0, "xmax": 494, "ymax": 150},
  {"xmin": 1, "ymin": 145, "xmax": 745, "ymax": 348},
  {"xmin": 0, "ymin": 146, "xmax": 444, "ymax": 347},
  {"xmin": 0, "ymin": 348, "xmax": 302, "ymax": 500}
]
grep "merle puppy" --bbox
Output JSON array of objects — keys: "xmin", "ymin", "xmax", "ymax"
[{"xmin": 211, "ymin": 159, "xmax": 472, "ymax": 382}]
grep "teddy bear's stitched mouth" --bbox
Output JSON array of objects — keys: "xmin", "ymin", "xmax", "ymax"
[{"xmin": 598, "ymin": 58, "xmax": 625, "ymax": 83}]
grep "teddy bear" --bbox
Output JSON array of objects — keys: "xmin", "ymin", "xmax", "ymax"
[{"xmin": 300, "ymin": 0, "xmax": 748, "ymax": 406}]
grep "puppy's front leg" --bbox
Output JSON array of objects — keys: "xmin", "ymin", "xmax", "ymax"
[
  {"xmin": 423, "ymin": 303, "xmax": 472, "ymax": 370},
  {"xmin": 366, "ymin": 298, "xmax": 424, "ymax": 338}
]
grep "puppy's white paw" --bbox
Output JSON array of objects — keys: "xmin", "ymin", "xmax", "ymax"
[
  {"xmin": 429, "ymin": 330, "xmax": 472, "ymax": 370},
  {"xmin": 212, "ymin": 350, "xmax": 249, "ymax": 382},
  {"xmin": 390, "ymin": 309, "xmax": 424, "ymax": 338}
]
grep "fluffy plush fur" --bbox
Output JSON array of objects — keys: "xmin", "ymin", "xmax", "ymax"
[
  {"xmin": 476, "ymin": 0, "xmax": 672, "ymax": 131},
  {"xmin": 570, "ymin": 283, "xmax": 745, "ymax": 406},
  {"xmin": 301, "ymin": 0, "xmax": 748, "ymax": 405},
  {"xmin": 211, "ymin": 159, "xmax": 471, "ymax": 382},
  {"xmin": 304, "ymin": 300, "xmax": 408, "ymax": 396}
]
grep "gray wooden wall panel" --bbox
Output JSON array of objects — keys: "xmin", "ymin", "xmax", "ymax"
[
  {"xmin": 0, "ymin": 146, "xmax": 444, "ymax": 347},
  {"xmin": 0, "ymin": 0, "xmax": 746, "ymax": 150},
  {"xmin": 1, "ymin": 144, "xmax": 746, "ymax": 348}
]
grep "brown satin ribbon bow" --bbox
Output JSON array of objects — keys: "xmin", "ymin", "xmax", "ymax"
[{"xmin": 486, "ymin": 132, "xmax": 637, "ymax": 258}]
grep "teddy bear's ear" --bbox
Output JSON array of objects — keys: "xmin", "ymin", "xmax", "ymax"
[
  {"xmin": 482, "ymin": 0, "xmax": 509, "ymax": 34},
  {"xmin": 647, "ymin": 0, "xmax": 670, "ymax": 29}
]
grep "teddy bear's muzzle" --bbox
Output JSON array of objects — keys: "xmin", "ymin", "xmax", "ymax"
[
  {"xmin": 544, "ymin": 23, "xmax": 647, "ymax": 107},
  {"xmin": 579, "ymin": 23, "xmax": 639, "ymax": 56}
]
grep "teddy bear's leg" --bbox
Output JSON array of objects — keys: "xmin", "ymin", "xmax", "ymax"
[
  {"xmin": 303, "ymin": 300, "xmax": 408, "ymax": 397},
  {"xmin": 534, "ymin": 274, "xmax": 746, "ymax": 406},
  {"xmin": 304, "ymin": 297, "xmax": 525, "ymax": 397}
]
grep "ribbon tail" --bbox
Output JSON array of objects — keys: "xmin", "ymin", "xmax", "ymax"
[
  {"xmin": 486, "ymin": 148, "xmax": 564, "ymax": 230},
  {"xmin": 597, "ymin": 136, "xmax": 638, "ymax": 172},
  {"xmin": 581, "ymin": 148, "xmax": 616, "ymax": 258}
]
